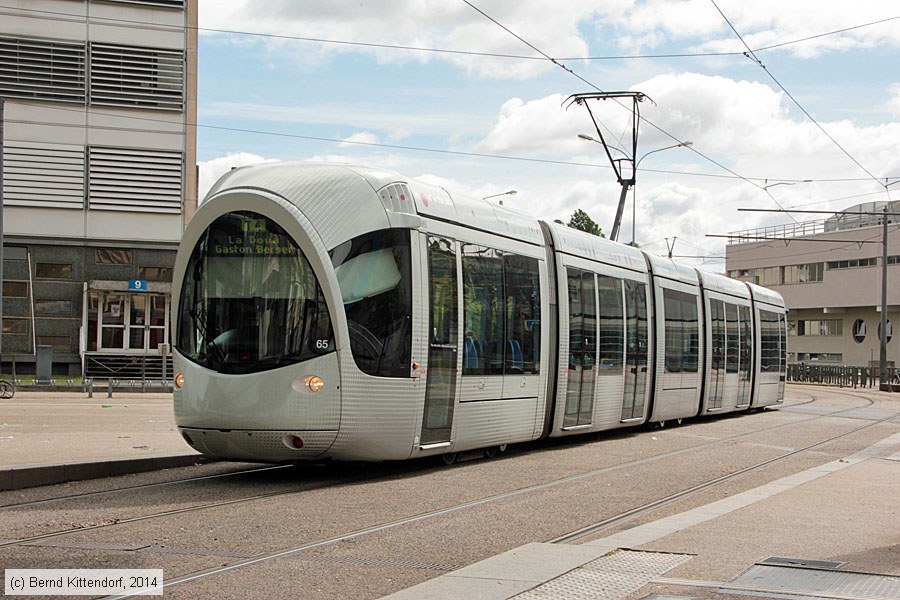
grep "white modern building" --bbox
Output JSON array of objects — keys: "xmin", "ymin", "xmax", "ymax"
[
  {"xmin": 1, "ymin": 0, "xmax": 198, "ymax": 379},
  {"xmin": 726, "ymin": 201, "xmax": 900, "ymax": 367}
]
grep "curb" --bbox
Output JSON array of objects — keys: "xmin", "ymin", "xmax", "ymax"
[{"xmin": 0, "ymin": 454, "xmax": 210, "ymax": 492}]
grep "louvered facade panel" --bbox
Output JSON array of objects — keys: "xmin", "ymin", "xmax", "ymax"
[
  {"xmin": 3, "ymin": 142, "xmax": 85, "ymax": 208},
  {"xmin": 0, "ymin": 36, "xmax": 86, "ymax": 103},
  {"xmin": 88, "ymin": 147, "xmax": 183, "ymax": 213},
  {"xmin": 94, "ymin": 0, "xmax": 185, "ymax": 7},
  {"xmin": 89, "ymin": 43, "xmax": 184, "ymax": 110}
]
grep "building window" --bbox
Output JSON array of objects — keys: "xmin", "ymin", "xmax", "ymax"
[
  {"xmin": 2, "ymin": 281, "xmax": 29, "ymax": 298},
  {"xmin": 727, "ymin": 268, "xmax": 757, "ymax": 283},
  {"xmin": 138, "ymin": 267, "xmax": 172, "ymax": 282},
  {"xmin": 886, "ymin": 256, "xmax": 900, "ymax": 265},
  {"xmin": 2, "ymin": 318, "xmax": 29, "ymax": 334},
  {"xmin": 35, "ymin": 299, "xmax": 74, "ymax": 316},
  {"xmin": 796, "ymin": 319, "xmax": 843, "ymax": 336},
  {"xmin": 35, "ymin": 263, "xmax": 73, "ymax": 279},
  {"xmin": 96, "ymin": 249, "xmax": 133, "ymax": 265},
  {"xmin": 852, "ymin": 319, "xmax": 866, "ymax": 343},
  {"xmin": 760, "ymin": 264, "xmax": 825, "ymax": 285},
  {"xmin": 758, "ymin": 266, "xmax": 781, "ymax": 286},
  {"xmin": 827, "ymin": 258, "xmax": 877, "ymax": 269},
  {"xmin": 36, "ymin": 336, "xmax": 72, "ymax": 352},
  {"xmin": 782, "ymin": 263, "xmax": 824, "ymax": 284},
  {"xmin": 4, "ymin": 246, "xmax": 28, "ymax": 261},
  {"xmin": 879, "ymin": 320, "xmax": 893, "ymax": 343},
  {"xmin": 797, "ymin": 353, "xmax": 842, "ymax": 362},
  {"xmin": 94, "ymin": 0, "xmax": 186, "ymax": 7}
]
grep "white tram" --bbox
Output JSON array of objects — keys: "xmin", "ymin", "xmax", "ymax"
[{"xmin": 172, "ymin": 164, "xmax": 787, "ymax": 463}]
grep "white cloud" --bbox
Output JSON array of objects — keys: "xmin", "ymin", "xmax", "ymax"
[
  {"xmin": 888, "ymin": 83, "xmax": 900, "ymax": 118},
  {"xmin": 595, "ymin": 0, "xmax": 900, "ymax": 57},
  {"xmin": 339, "ymin": 132, "xmax": 380, "ymax": 147},
  {"xmin": 470, "ymin": 70, "xmax": 900, "ymax": 261},
  {"xmin": 198, "ymin": 1, "xmax": 601, "ymax": 79},
  {"xmin": 199, "ymin": 0, "xmax": 900, "ymax": 79}
]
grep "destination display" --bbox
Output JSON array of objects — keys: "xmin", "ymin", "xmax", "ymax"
[{"xmin": 210, "ymin": 214, "xmax": 298, "ymax": 257}]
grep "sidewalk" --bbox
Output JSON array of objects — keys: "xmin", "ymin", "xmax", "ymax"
[
  {"xmin": 0, "ymin": 390, "xmax": 202, "ymax": 491},
  {"xmin": 385, "ymin": 429, "xmax": 900, "ymax": 599},
  {"xmin": 385, "ymin": 388, "xmax": 900, "ymax": 599}
]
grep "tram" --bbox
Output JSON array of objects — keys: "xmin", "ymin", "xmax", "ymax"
[{"xmin": 172, "ymin": 163, "xmax": 787, "ymax": 463}]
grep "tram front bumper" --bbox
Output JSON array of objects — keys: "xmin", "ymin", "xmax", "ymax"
[{"xmin": 179, "ymin": 427, "xmax": 337, "ymax": 462}]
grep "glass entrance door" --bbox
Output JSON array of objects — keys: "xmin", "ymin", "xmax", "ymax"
[
  {"xmin": 127, "ymin": 294, "xmax": 169, "ymax": 351},
  {"xmin": 93, "ymin": 292, "xmax": 169, "ymax": 352},
  {"xmin": 101, "ymin": 293, "xmax": 126, "ymax": 350},
  {"xmin": 421, "ymin": 237, "xmax": 459, "ymax": 446}
]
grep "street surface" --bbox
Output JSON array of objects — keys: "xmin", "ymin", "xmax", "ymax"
[{"xmin": 1, "ymin": 385, "xmax": 898, "ymax": 599}]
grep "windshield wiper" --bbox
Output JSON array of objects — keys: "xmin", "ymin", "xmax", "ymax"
[{"xmin": 190, "ymin": 308, "xmax": 233, "ymax": 374}]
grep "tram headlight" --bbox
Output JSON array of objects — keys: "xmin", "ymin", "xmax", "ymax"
[
  {"xmin": 303, "ymin": 375, "xmax": 325, "ymax": 393},
  {"xmin": 174, "ymin": 372, "xmax": 185, "ymax": 389}
]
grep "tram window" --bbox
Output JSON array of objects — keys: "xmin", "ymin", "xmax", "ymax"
[
  {"xmin": 462, "ymin": 245, "xmax": 504, "ymax": 376},
  {"xmin": 738, "ymin": 305, "xmax": 752, "ymax": 401},
  {"xmin": 504, "ymin": 254, "xmax": 541, "ymax": 374},
  {"xmin": 332, "ymin": 228, "xmax": 411, "ymax": 378},
  {"xmin": 725, "ymin": 303, "xmax": 740, "ymax": 373},
  {"xmin": 710, "ymin": 301, "xmax": 724, "ymax": 374},
  {"xmin": 597, "ymin": 276, "xmax": 623, "ymax": 374},
  {"xmin": 663, "ymin": 289, "xmax": 699, "ymax": 374},
  {"xmin": 759, "ymin": 310, "xmax": 781, "ymax": 372},
  {"xmin": 178, "ymin": 211, "xmax": 334, "ymax": 375}
]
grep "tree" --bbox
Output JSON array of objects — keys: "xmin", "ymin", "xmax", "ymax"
[{"xmin": 567, "ymin": 209, "xmax": 605, "ymax": 237}]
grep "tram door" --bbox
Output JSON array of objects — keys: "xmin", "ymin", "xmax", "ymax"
[
  {"xmin": 563, "ymin": 268, "xmax": 596, "ymax": 428},
  {"xmin": 421, "ymin": 237, "xmax": 459, "ymax": 445}
]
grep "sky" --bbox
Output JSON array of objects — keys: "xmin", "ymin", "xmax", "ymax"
[{"xmin": 195, "ymin": 0, "xmax": 900, "ymax": 269}]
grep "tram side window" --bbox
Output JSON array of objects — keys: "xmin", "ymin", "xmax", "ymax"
[
  {"xmin": 504, "ymin": 254, "xmax": 541, "ymax": 374},
  {"xmin": 597, "ymin": 276, "xmax": 624, "ymax": 374},
  {"xmin": 725, "ymin": 303, "xmax": 740, "ymax": 373},
  {"xmin": 663, "ymin": 289, "xmax": 700, "ymax": 373},
  {"xmin": 462, "ymin": 245, "xmax": 505, "ymax": 376},
  {"xmin": 759, "ymin": 309, "xmax": 781, "ymax": 372},
  {"xmin": 710, "ymin": 300, "xmax": 724, "ymax": 374},
  {"xmin": 331, "ymin": 229, "xmax": 412, "ymax": 378}
]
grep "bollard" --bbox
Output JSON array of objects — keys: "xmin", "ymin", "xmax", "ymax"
[
  {"xmin": 107, "ymin": 379, "xmax": 113, "ymax": 398},
  {"xmin": 87, "ymin": 379, "xmax": 93, "ymax": 398}
]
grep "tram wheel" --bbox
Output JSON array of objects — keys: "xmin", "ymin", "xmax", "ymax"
[
  {"xmin": 484, "ymin": 444, "xmax": 507, "ymax": 459},
  {"xmin": 440, "ymin": 452, "xmax": 458, "ymax": 466}
]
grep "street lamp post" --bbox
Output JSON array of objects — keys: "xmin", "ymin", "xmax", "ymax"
[
  {"xmin": 483, "ymin": 190, "xmax": 517, "ymax": 205},
  {"xmin": 578, "ymin": 135, "xmax": 692, "ymax": 242}
]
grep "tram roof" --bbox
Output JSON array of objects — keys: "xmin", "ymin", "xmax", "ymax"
[
  {"xmin": 206, "ymin": 162, "xmax": 545, "ymax": 246},
  {"xmin": 644, "ymin": 253, "xmax": 700, "ymax": 286},
  {"xmin": 543, "ymin": 220, "xmax": 648, "ymax": 273},
  {"xmin": 746, "ymin": 281, "xmax": 786, "ymax": 309},
  {"xmin": 696, "ymin": 269, "xmax": 752, "ymax": 300}
]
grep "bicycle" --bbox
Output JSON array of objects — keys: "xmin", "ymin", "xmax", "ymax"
[{"xmin": 0, "ymin": 379, "xmax": 15, "ymax": 399}]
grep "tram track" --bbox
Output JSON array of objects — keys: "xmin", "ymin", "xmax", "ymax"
[
  {"xmin": 549, "ymin": 395, "xmax": 887, "ymax": 544},
  {"xmin": 0, "ymin": 464, "xmax": 294, "ymax": 510},
  {"xmin": 88, "ymin": 393, "xmax": 899, "ymax": 598},
  {"xmin": 0, "ymin": 391, "xmax": 878, "ymax": 554},
  {"xmin": 0, "ymin": 391, "xmax": 819, "ymax": 510}
]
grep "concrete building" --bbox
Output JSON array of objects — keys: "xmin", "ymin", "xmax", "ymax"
[
  {"xmin": 1, "ymin": 0, "xmax": 198, "ymax": 379},
  {"xmin": 725, "ymin": 201, "xmax": 900, "ymax": 368}
]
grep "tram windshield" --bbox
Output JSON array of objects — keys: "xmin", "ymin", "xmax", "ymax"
[{"xmin": 177, "ymin": 211, "xmax": 334, "ymax": 374}]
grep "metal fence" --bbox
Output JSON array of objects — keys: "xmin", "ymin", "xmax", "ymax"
[{"xmin": 786, "ymin": 363, "xmax": 894, "ymax": 389}]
